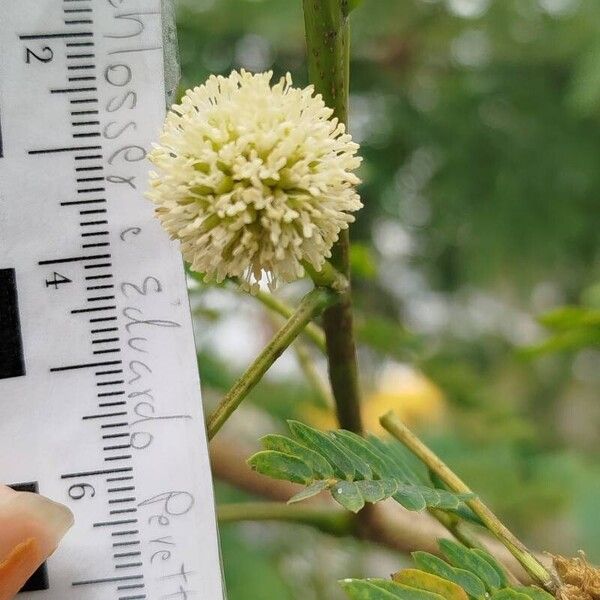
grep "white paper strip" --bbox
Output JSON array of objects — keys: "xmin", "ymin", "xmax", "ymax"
[{"xmin": 0, "ymin": 1, "xmax": 225, "ymax": 598}]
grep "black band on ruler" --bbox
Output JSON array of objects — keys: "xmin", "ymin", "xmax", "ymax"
[
  {"xmin": 0, "ymin": 268, "xmax": 26, "ymax": 379},
  {"xmin": 8, "ymin": 482, "xmax": 50, "ymax": 592}
]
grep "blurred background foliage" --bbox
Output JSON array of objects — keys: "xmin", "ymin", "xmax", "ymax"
[{"xmin": 175, "ymin": 0, "xmax": 599, "ymax": 598}]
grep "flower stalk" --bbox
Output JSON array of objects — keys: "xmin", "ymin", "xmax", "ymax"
[
  {"xmin": 380, "ymin": 411, "xmax": 559, "ymax": 592},
  {"xmin": 232, "ymin": 280, "xmax": 327, "ymax": 352},
  {"xmin": 303, "ymin": 0, "xmax": 364, "ymax": 435},
  {"xmin": 207, "ymin": 288, "xmax": 337, "ymax": 439}
]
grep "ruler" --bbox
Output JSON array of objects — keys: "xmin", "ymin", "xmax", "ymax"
[{"xmin": 0, "ymin": 1, "xmax": 225, "ymax": 598}]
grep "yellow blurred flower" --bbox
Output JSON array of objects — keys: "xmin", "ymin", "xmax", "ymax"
[{"xmin": 305, "ymin": 363, "xmax": 446, "ymax": 434}]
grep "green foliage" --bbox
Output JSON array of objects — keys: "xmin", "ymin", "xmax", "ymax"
[
  {"xmin": 412, "ymin": 551, "xmax": 487, "ymax": 598},
  {"xmin": 437, "ymin": 539, "xmax": 503, "ymax": 591},
  {"xmin": 522, "ymin": 282, "xmax": 600, "ymax": 357},
  {"xmin": 248, "ymin": 421, "xmax": 469, "ymax": 514},
  {"xmin": 341, "ymin": 541, "xmax": 555, "ymax": 600},
  {"xmin": 350, "ymin": 243, "xmax": 378, "ymax": 279},
  {"xmin": 393, "ymin": 569, "xmax": 469, "ymax": 600},
  {"xmin": 347, "ymin": 0, "xmax": 365, "ymax": 15},
  {"xmin": 522, "ymin": 305, "xmax": 600, "ymax": 356}
]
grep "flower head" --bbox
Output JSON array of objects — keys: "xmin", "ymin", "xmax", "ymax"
[{"xmin": 148, "ymin": 70, "xmax": 362, "ymax": 291}]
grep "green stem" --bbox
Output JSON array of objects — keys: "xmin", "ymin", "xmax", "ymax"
[
  {"xmin": 380, "ymin": 411, "xmax": 559, "ymax": 592},
  {"xmin": 217, "ymin": 502, "xmax": 355, "ymax": 536},
  {"xmin": 303, "ymin": 0, "xmax": 363, "ymax": 435},
  {"xmin": 250, "ymin": 286, "xmax": 327, "ymax": 353},
  {"xmin": 294, "ymin": 341, "xmax": 334, "ymax": 408},
  {"xmin": 207, "ymin": 288, "xmax": 336, "ymax": 440}
]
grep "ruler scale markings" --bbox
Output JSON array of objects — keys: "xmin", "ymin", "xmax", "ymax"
[
  {"xmin": 61, "ymin": 467, "xmax": 132, "ymax": 480},
  {"xmin": 83, "ymin": 412, "xmax": 127, "ymax": 420},
  {"xmin": 111, "ymin": 531, "xmax": 139, "ymax": 538},
  {"xmin": 71, "ymin": 306, "xmax": 117, "ymax": 313},
  {"xmin": 83, "ymin": 259, "xmax": 111, "ymax": 266},
  {"xmin": 29, "ymin": 144, "xmax": 100, "ymax": 154},
  {"xmin": 50, "ymin": 360, "xmax": 121, "ymax": 373},
  {"xmin": 94, "ymin": 519, "xmax": 137, "ymax": 527},
  {"xmin": 39, "ymin": 253, "xmax": 110, "ymax": 264},
  {"xmin": 72, "ymin": 575, "xmax": 143, "ymax": 587},
  {"xmin": 62, "ymin": 199, "xmax": 106, "ymax": 206},
  {"xmin": 113, "ymin": 542, "xmax": 140, "ymax": 547},
  {"xmin": 51, "ymin": 87, "xmax": 97, "ymax": 94},
  {"xmin": 19, "ymin": 32, "xmax": 93, "ymax": 40}
]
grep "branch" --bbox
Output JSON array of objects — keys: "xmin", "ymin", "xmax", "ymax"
[
  {"xmin": 303, "ymin": 0, "xmax": 363, "ymax": 434},
  {"xmin": 218, "ymin": 502, "xmax": 354, "ymax": 536},
  {"xmin": 206, "ymin": 288, "xmax": 336, "ymax": 439},
  {"xmin": 380, "ymin": 411, "xmax": 559, "ymax": 592}
]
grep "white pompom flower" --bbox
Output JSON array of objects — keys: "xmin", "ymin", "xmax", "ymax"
[{"xmin": 147, "ymin": 70, "xmax": 362, "ymax": 292}]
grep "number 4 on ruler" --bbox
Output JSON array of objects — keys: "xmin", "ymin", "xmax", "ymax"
[{"xmin": 45, "ymin": 272, "xmax": 72, "ymax": 289}]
